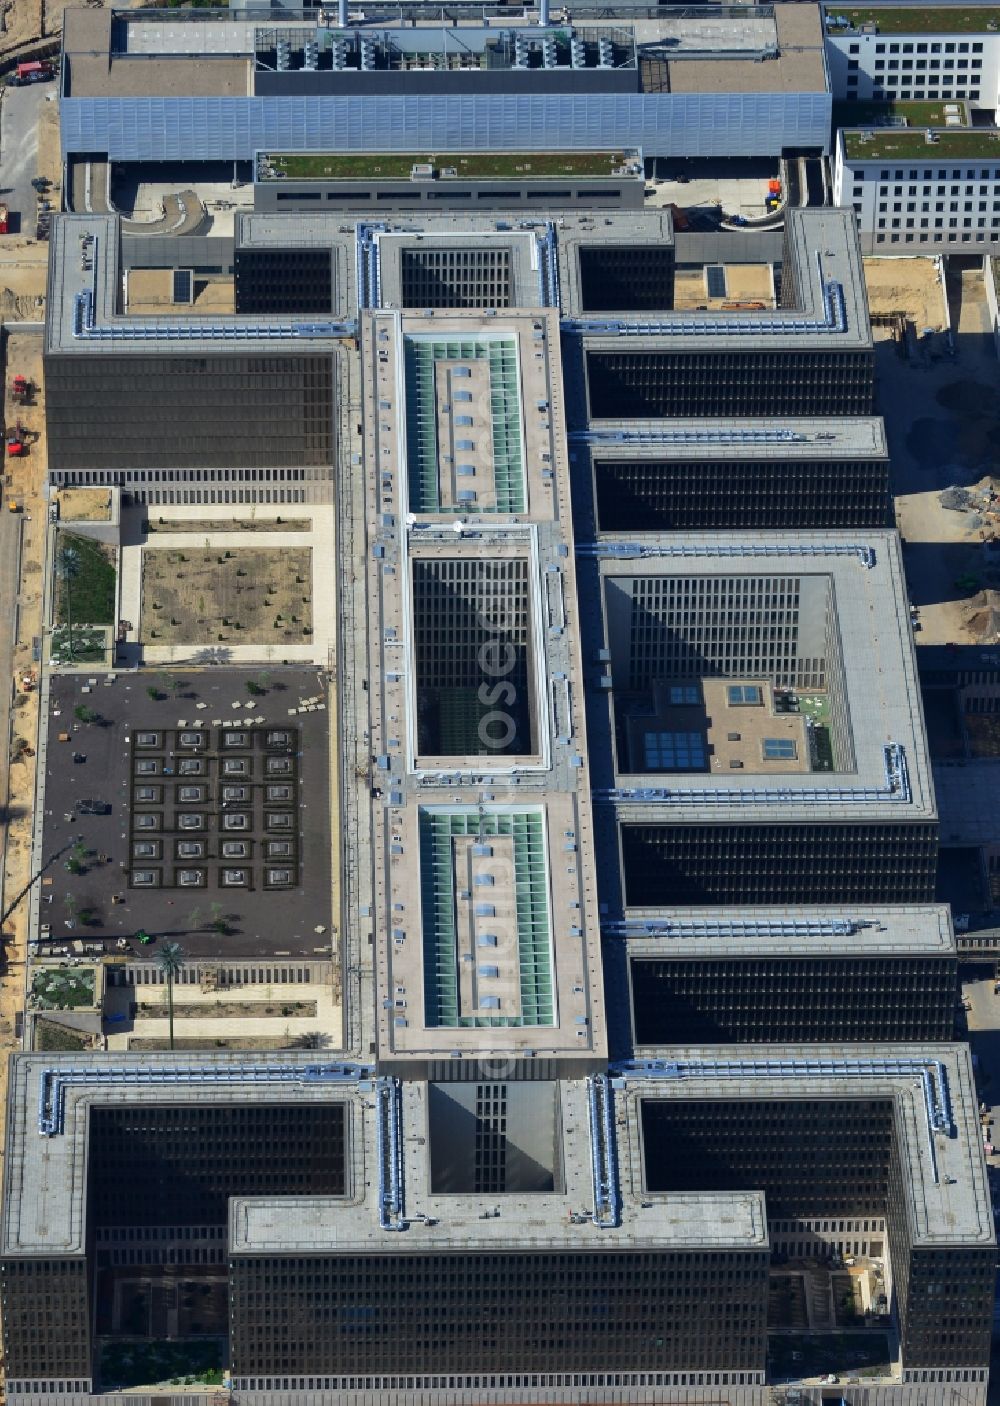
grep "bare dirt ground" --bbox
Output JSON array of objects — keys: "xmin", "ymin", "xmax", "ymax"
[
  {"xmin": 0, "ymin": 330, "xmax": 48, "ymax": 1124},
  {"xmin": 58, "ymin": 487, "xmax": 112, "ymax": 522},
  {"xmin": 140, "ymin": 547, "xmax": 314, "ymax": 646},
  {"xmin": 0, "ymin": 0, "xmax": 43, "ymax": 54},
  {"xmin": 129, "ymin": 1035, "xmax": 300, "ymax": 1051},
  {"xmin": 134, "ymin": 999, "xmax": 319, "ymax": 1020},
  {"xmin": 863, "ymin": 255, "xmax": 947, "ymax": 331},
  {"xmin": 126, "ymin": 268, "xmax": 236, "ymax": 315},
  {"xmin": 0, "ymin": 242, "xmax": 48, "ymax": 319},
  {"xmin": 145, "ymin": 517, "xmax": 310, "ymax": 535},
  {"xmin": 673, "ymin": 264, "xmax": 775, "ymax": 311}
]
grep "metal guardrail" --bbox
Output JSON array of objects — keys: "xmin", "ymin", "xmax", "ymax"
[
  {"xmin": 563, "ymin": 252, "xmax": 847, "ymax": 339},
  {"xmin": 578, "ymin": 539, "xmax": 877, "ymax": 568},
  {"xmin": 595, "ymin": 744, "xmax": 911, "ymax": 808},
  {"xmin": 376, "ymin": 1075, "xmax": 406, "ymax": 1230},
  {"xmin": 37, "ymin": 1061, "xmax": 373, "ymax": 1136},
  {"xmin": 615, "ymin": 1056, "xmax": 954, "ymax": 1183},
  {"xmin": 569, "ymin": 426, "xmax": 808, "ymax": 446},
  {"xmin": 72, "ymin": 239, "xmax": 357, "ymax": 342},
  {"xmin": 603, "ymin": 915, "xmax": 864, "ymax": 939},
  {"xmin": 587, "ymin": 1072, "xmax": 620, "ymax": 1228}
]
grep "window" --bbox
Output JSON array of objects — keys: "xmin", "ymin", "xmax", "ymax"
[
  {"xmin": 667, "ymin": 685, "xmax": 700, "ymax": 705},
  {"xmin": 763, "ymin": 738, "xmax": 797, "ymax": 761},
  {"xmin": 643, "ymin": 731, "xmax": 706, "ymax": 770},
  {"xmin": 727, "ymin": 685, "xmax": 763, "ymax": 707}
]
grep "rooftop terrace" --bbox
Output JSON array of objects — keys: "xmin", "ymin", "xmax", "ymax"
[
  {"xmin": 826, "ymin": 6, "xmax": 1000, "ymax": 34},
  {"xmin": 258, "ymin": 150, "xmax": 636, "ymax": 182},
  {"xmin": 584, "ymin": 531, "xmax": 935, "ymax": 822},
  {"xmin": 843, "ymin": 127, "xmax": 1000, "ymax": 160}
]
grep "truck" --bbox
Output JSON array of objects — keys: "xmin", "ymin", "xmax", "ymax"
[
  {"xmin": 11, "ymin": 60, "xmax": 54, "ymax": 86},
  {"xmin": 0, "ymin": 204, "xmax": 8, "ymax": 236}
]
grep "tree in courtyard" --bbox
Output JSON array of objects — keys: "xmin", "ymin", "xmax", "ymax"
[
  {"xmin": 157, "ymin": 942, "xmax": 185, "ymax": 1052},
  {"xmin": 56, "ymin": 542, "xmax": 81, "ymax": 662}
]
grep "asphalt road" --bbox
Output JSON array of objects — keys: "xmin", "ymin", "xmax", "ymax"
[{"xmin": 0, "ymin": 82, "xmax": 50, "ymax": 236}]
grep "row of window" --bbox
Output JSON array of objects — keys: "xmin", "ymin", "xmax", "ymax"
[
  {"xmin": 854, "ymin": 86, "xmax": 981, "ymax": 100},
  {"xmin": 848, "ymin": 39, "xmax": 984, "ymax": 53}
]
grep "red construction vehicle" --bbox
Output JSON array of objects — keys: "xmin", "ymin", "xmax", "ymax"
[
  {"xmin": 6, "ymin": 421, "xmax": 26, "ymax": 457},
  {"xmin": 12, "ymin": 60, "xmax": 54, "ymax": 86},
  {"xmin": 10, "ymin": 375, "xmax": 32, "ymax": 405}
]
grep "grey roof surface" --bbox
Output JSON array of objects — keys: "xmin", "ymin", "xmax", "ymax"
[
  {"xmin": 362, "ymin": 309, "xmax": 606, "ymax": 1067},
  {"xmin": 621, "ymin": 1043, "xmax": 993, "ymax": 1249},
  {"xmin": 620, "ymin": 903, "xmax": 956, "ymax": 957},
  {"xmin": 594, "ymin": 530, "xmax": 935, "ymax": 821},
  {"xmin": 584, "ymin": 417, "xmax": 888, "ymax": 461},
  {"xmin": 568, "ymin": 209, "xmax": 870, "ymax": 347},
  {"xmin": 1, "ymin": 1052, "xmax": 372, "ymax": 1258},
  {"xmin": 232, "ymin": 1079, "xmax": 767, "ymax": 1254},
  {"xmin": 45, "ymin": 214, "xmax": 357, "ymax": 355},
  {"xmin": 6, "ymin": 1046, "xmax": 988, "ymax": 1259}
]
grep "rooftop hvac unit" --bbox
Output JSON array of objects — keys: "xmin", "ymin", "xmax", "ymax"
[
  {"xmin": 541, "ymin": 36, "xmax": 557, "ymax": 68},
  {"xmin": 598, "ymin": 36, "xmax": 613, "ymax": 67},
  {"xmin": 571, "ymin": 37, "xmax": 585, "ymax": 67}
]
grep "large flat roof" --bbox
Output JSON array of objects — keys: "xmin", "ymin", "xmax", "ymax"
[
  {"xmin": 6, "ymin": 1047, "xmax": 988, "ymax": 1260},
  {"xmin": 620, "ymin": 903, "xmax": 956, "ymax": 957},
  {"xmin": 621, "ymin": 1043, "xmax": 993, "ymax": 1249},
  {"xmin": 45, "ymin": 214, "xmax": 358, "ymax": 356},
  {"xmin": 584, "ymin": 417, "xmax": 888, "ymax": 462},
  {"xmin": 572, "ymin": 209, "xmax": 871, "ymax": 351},
  {"xmin": 843, "ymin": 128, "xmax": 1000, "ymax": 161},
  {"xmin": 826, "ymin": 5, "xmax": 1000, "ymax": 35},
  {"xmin": 589, "ymin": 530, "xmax": 935, "ymax": 822},
  {"xmin": 362, "ymin": 309, "xmax": 605, "ymax": 1071}
]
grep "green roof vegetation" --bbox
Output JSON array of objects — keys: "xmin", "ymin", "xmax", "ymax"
[
  {"xmin": 32, "ymin": 967, "xmax": 96, "ymax": 1011},
  {"xmin": 833, "ymin": 99, "xmax": 968, "ymax": 129},
  {"xmin": 827, "ymin": 6, "xmax": 1000, "ymax": 33},
  {"xmin": 55, "ymin": 532, "xmax": 116, "ymax": 626},
  {"xmin": 843, "ymin": 127, "xmax": 1000, "ymax": 159},
  {"xmin": 261, "ymin": 150, "xmax": 633, "ymax": 181}
]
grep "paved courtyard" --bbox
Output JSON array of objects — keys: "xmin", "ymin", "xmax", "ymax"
[{"xmin": 38, "ymin": 669, "xmax": 334, "ymax": 959}]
